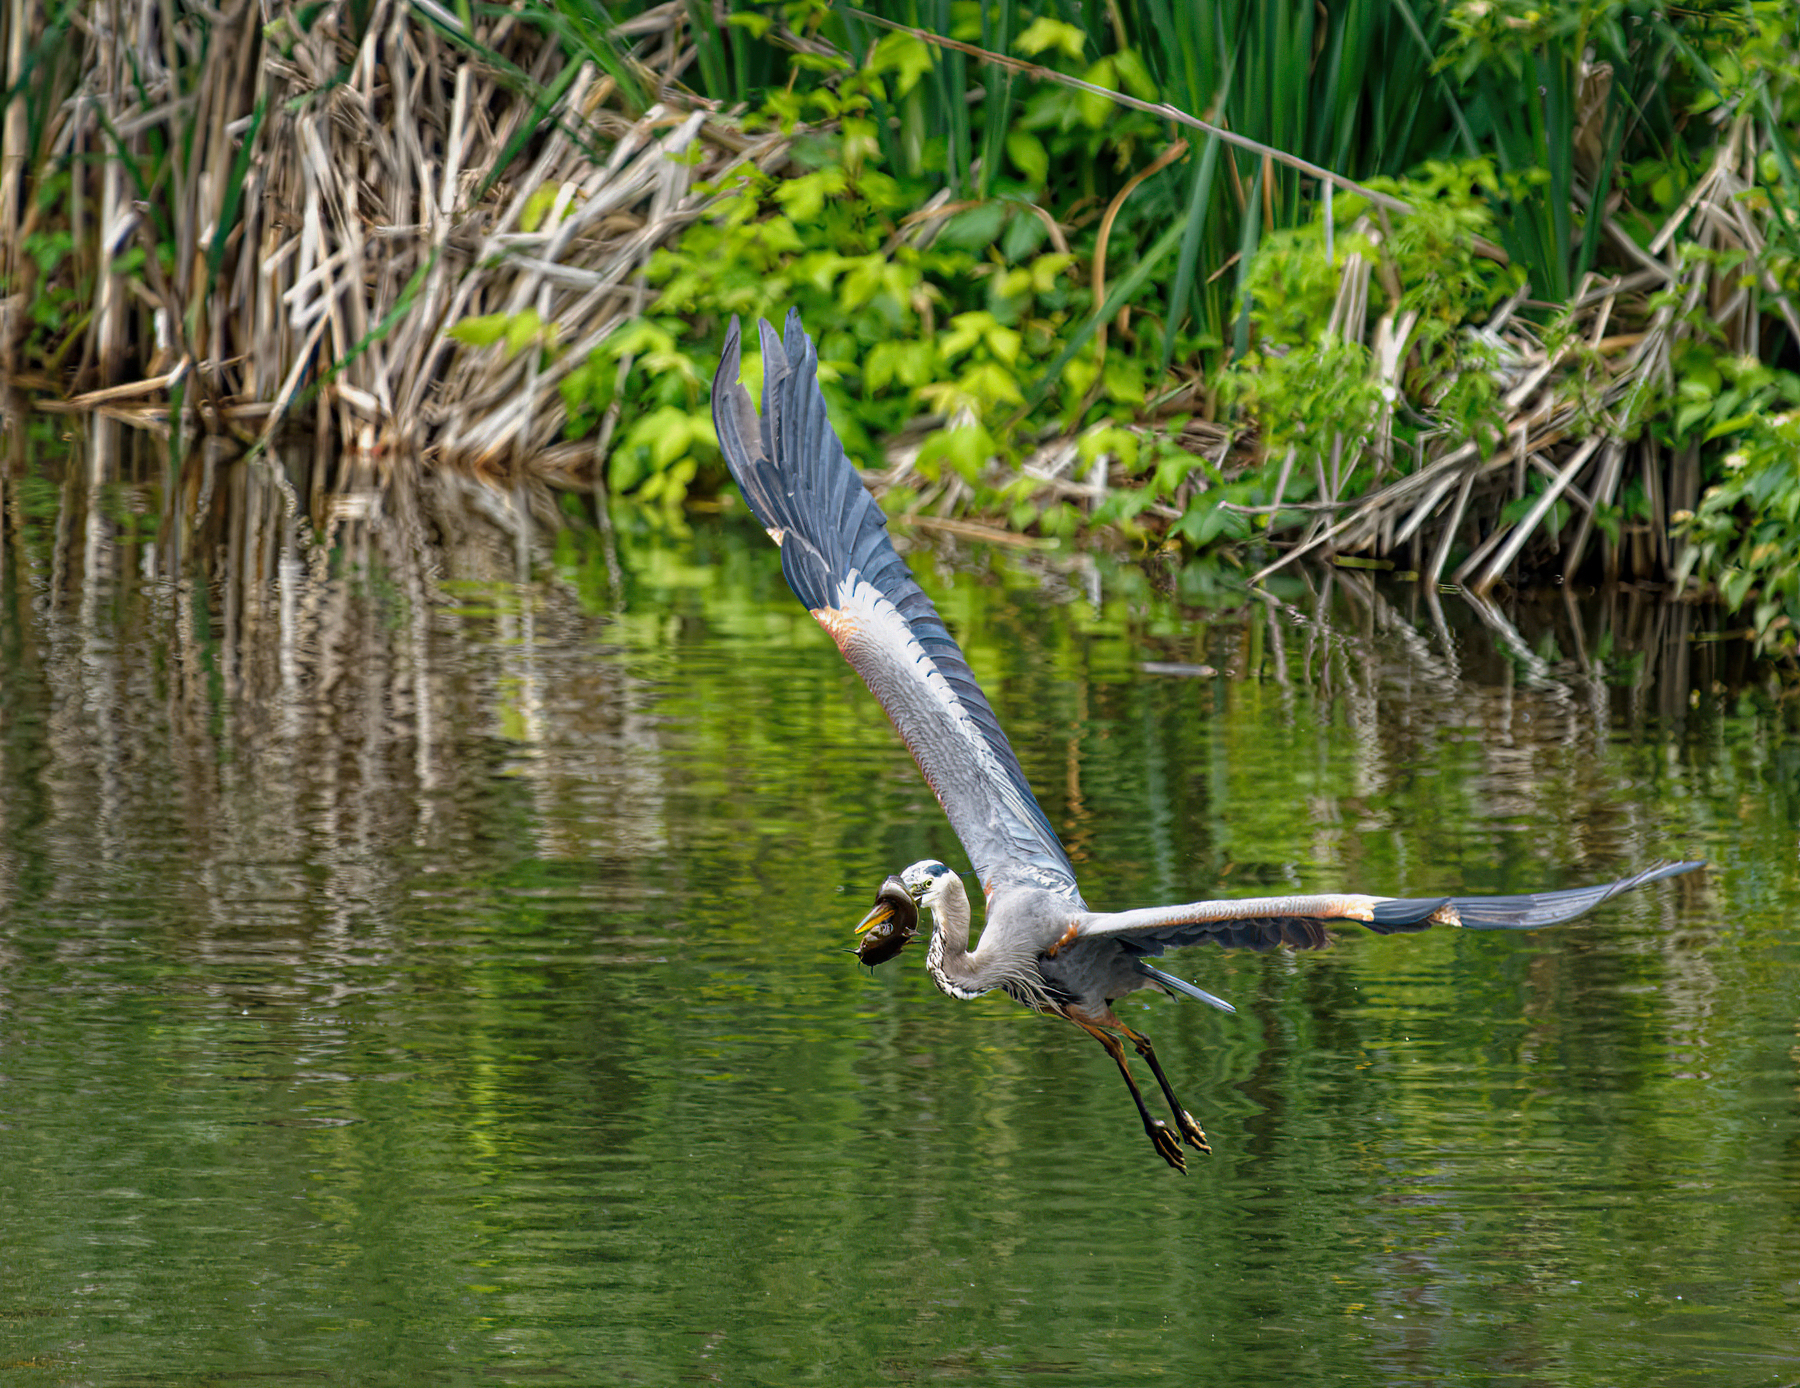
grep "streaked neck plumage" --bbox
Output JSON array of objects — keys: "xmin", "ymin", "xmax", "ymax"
[
  {"xmin": 921, "ymin": 873, "xmax": 1054, "ymax": 1010},
  {"xmin": 922, "ymin": 872, "xmax": 987, "ymax": 1002}
]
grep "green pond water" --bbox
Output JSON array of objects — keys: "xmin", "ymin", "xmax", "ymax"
[{"xmin": 0, "ymin": 455, "xmax": 1796, "ymax": 1386}]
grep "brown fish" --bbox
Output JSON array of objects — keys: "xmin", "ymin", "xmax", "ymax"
[{"xmin": 853, "ymin": 874, "xmax": 919, "ymax": 966}]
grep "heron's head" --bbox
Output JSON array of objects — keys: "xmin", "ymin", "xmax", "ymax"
[
  {"xmin": 852, "ymin": 860, "xmax": 952, "ymax": 966},
  {"xmin": 899, "ymin": 859, "xmax": 955, "ymax": 907}
]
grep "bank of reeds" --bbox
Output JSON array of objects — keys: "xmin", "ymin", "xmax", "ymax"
[
  {"xmin": 0, "ymin": 0, "xmax": 781, "ymax": 468},
  {"xmin": 1, "ymin": 0, "xmax": 1796, "ymax": 612},
  {"xmin": 1238, "ymin": 165, "xmax": 1782, "ymax": 593}
]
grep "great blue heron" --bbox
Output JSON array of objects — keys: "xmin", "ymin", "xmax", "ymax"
[{"xmin": 711, "ymin": 310, "xmax": 1702, "ymax": 1172}]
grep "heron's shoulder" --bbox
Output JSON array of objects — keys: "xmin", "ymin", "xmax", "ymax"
[
  {"xmin": 988, "ymin": 865, "xmax": 1085, "ymax": 907},
  {"xmin": 984, "ymin": 874, "xmax": 1086, "ymax": 946}
]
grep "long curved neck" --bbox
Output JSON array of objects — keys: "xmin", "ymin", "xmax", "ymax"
[{"xmin": 924, "ymin": 875, "xmax": 990, "ymax": 1001}]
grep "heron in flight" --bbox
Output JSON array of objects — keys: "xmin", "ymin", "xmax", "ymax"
[{"xmin": 712, "ymin": 311, "xmax": 1702, "ymax": 1172}]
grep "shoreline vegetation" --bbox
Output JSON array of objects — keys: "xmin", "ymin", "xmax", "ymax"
[{"xmin": 1, "ymin": 1, "xmax": 1797, "ymax": 653}]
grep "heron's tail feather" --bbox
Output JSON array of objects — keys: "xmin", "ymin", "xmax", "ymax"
[{"xmin": 1135, "ymin": 961, "xmax": 1237, "ymax": 1014}]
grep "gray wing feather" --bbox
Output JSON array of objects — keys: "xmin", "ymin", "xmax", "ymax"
[
  {"xmin": 712, "ymin": 312, "xmax": 1080, "ymax": 901},
  {"xmin": 1081, "ymin": 861, "xmax": 1703, "ymax": 954},
  {"xmin": 1134, "ymin": 961, "xmax": 1237, "ymax": 1013},
  {"xmin": 1365, "ymin": 859, "xmax": 1705, "ymax": 931}
]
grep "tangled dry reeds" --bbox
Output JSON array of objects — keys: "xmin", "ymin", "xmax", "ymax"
[
  {"xmin": 0, "ymin": 0, "xmax": 776, "ymax": 472},
  {"xmin": 1240, "ymin": 108, "xmax": 1799, "ymax": 592}
]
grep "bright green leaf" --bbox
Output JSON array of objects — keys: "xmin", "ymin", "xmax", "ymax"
[
  {"xmin": 866, "ymin": 32, "xmax": 934, "ymax": 96},
  {"xmin": 1078, "ymin": 58, "xmax": 1118, "ymax": 128},
  {"xmin": 1015, "ymin": 16, "xmax": 1086, "ymax": 61},
  {"xmin": 448, "ymin": 313, "xmax": 511, "ymax": 348},
  {"xmin": 1006, "ymin": 130, "xmax": 1049, "ymax": 187}
]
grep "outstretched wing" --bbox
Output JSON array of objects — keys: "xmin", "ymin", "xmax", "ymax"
[
  {"xmin": 712, "ymin": 311, "xmax": 1080, "ymax": 902},
  {"xmin": 1073, "ymin": 859, "xmax": 1705, "ymax": 955}
]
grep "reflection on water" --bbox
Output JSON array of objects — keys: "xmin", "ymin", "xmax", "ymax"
[{"xmin": 0, "ymin": 426, "xmax": 1796, "ymax": 1386}]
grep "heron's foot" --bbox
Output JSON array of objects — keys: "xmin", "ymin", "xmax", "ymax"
[
  {"xmin": 1176, "ymin": 1110, "xmax": 1211, "ymax": 1155},
  {"xmin": 1147, "ymin": 1120, "xmax": 1188, "ymax": 1174}
]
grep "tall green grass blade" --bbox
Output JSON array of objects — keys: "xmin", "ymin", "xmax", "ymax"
[
  {"xmin": 1160, "ymin": 132, "xmax": 1222, "ymax": 379},
  {"xmin": 540, "ymin": 1, "xmax": 649, "ymax": 112},
  {"xmin": 1537, "ymin": 46, "xmax": 1575, "ymax": 301},
  {"xmin": 974, "ymin": 0, "xmax": 1014, "ymax": 201},
  {"xmin": 935, "ymin": 0, "xmax": 970, "ymax": 195},
  {"xmin": 1573, "ymin": 88, "xmax": 1629, "ymax": 287},
  {"xmin": 207, "ymin": 95, "xmax": 265, "ymax": 288},
  {"xmin": 1385, "ymin": 0, "xmax": 1477, "ymax": 157},
  {"xmin": 1022, "ymin": 215, "xmax": 1189, "ymax": 415},
  {"xmin": 1231, "ymin": 162, "xmax": 1262, "ymax": 360},
  {"xmin": 1135, "ymin": 0, "xmax": 1200, "ymax": 111},
  {"xmin": 685, "ymin": 0, "xmax": 730, "ymax": 101}
]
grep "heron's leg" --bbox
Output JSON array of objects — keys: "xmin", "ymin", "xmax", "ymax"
[
  {"xmin": 1116, "ymin": 1021, "xmax": 1210, "ymax": 1154},
  {"xmin": 1066, "ymin": 1012, "xmax": 1188, "ymax": 1173}
]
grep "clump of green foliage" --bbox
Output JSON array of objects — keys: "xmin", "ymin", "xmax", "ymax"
[
  {"xmin": 1664, "ymin": 5, "xmax": 1800, "ymax": 650},
  {"xmin": 559, "ymin": 19, "xmax": 1212, "ymax": 536},
  {"xmin": 1672, "ymin": 361, "xmax": 1800, "ymax": 650},
  {"xmin": 1204, "ymin": 162, "xmax": 1524, "ymax": 545},
  {"xmin": 546, "ymin": 0, "xmax": 1800, "ymax": 653}
]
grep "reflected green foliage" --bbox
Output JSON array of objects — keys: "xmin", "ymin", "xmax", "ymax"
[{"xmin": 0, "ymin": 440, "xmax": 1796, "ymax": 1383}]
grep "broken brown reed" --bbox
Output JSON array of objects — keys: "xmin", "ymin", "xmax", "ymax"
[{"xmin": 1239, "ymin": 116, "xmax": 1799, "ymax": 591}]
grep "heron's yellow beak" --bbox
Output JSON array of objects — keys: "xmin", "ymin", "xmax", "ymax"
[{"xmin": 854, "ymin": 901, "xmax": 896, "ymax": 935}]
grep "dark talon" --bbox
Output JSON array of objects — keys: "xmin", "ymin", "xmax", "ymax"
[{"xmin": 1150, "ymin": 1123, "xmax": 1188, "ymax": 1173}]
